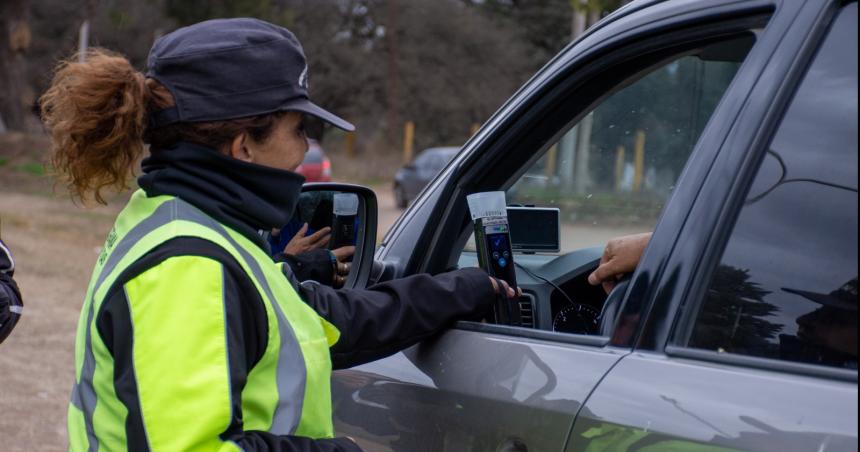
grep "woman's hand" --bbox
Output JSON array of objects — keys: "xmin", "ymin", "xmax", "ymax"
[
  {"xmin": 283, "ymin": 223, "xmax": 331, "ymax": 255},
  {"xmin": 588, "ymin": 232, "xmax": 652, "ymax": 294},
  {"xmin": 488, "ymin": 277, "xmax": 522, "ymax": 298}
]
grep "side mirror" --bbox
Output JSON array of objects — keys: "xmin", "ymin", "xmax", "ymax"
[
  {"xmin": 304, "ymin": 183, "xmax": 377, "ymax": 289},
  {"xmin": 277, "ymin": 183, "xmax": 377, "ymax": 289}
]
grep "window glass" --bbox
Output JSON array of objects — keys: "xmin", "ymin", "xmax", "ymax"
[
  {"xmin": 684, "ymin": 4, "xmax": 858, "ymax": 370},
  {"xmin": 465, "ymin": 35, "xmax": 756, "ymax": 253}
]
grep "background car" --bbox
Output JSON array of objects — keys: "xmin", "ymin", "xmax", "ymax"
[
  {"xmin": 393, "ymin": 146, "xmax": 459, "ymax": 208},
  {"xmin": 295, "ymin": 138, "xmax": 332, "ymax": 182},
  {"xmin": 332, "ymin": 0, "xmax": 859, "ymax": 451}
]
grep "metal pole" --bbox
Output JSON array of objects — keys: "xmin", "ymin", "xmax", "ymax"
[
  {"xmin": 386, "ymin": 0, "xmax": 400, "ymax": 148},
  {"xmin": 403, "ymin": 121, "xmax": 415, "ymax": 164},
  {"xmin": 78, "ymin": 20, "xmax": 90, "ymax": 63},
  {"xmin": 633, "ymin": 130, "xmax": 646, "ymax": 192},
  {"xmin": 615, "ymin": 146, "xmax": 626, "ymax": 192}
]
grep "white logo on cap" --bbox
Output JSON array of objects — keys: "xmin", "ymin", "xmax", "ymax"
[{"xmin": 299, "ymin": 65, "xmax": 309, "ymax": 90}]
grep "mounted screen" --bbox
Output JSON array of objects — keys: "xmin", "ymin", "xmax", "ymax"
[{"xmin": 507, "ymin": 207, "xmax": 560, "ymax": 253}]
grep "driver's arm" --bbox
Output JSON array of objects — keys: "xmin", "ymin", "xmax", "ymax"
[{"xmin": 588, "ymin": 232, "xmax": 652, "ymax": 294}]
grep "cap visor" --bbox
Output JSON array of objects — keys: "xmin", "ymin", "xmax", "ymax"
[
  {"xmin": 782, "ymin": 287, "xmax": 857, "ymax": 311},
  {"xmin": 280, "ymin": 98, "xmax": 354, "ymax": 132}
]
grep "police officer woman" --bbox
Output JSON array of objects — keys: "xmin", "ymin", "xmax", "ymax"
[{"xmin": 40, "ymin": 19, "xmax": 515, "ymax": 451}]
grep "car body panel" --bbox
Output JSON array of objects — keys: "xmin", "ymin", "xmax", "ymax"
[
  {"xmin": 393, "ymin": 147, "xmax": 459, "ymax": 206},
  {"xmin": 567, "ymin": 352, "xmax": 859, "ymax": 451},
  {"xmin": 333, "ymin": 330, "xmax": 628, "ymax": 452}
]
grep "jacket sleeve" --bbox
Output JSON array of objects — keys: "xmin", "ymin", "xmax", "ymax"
[
  {"xmin": 0, "ymin": 238, "xmax": 22, "ymax": 344},
  {"xmin": 275, "ymin": 249, "xmax": 335, "ymax": 285},
  {"xmin": 0, "ymin": 238, "xmax": 14, "ymax": 275},
  {"xmin": 97, "ymin": 251, "xmax": 361, "ymax": 451},
  {"xmin": 300, "ymin": 267, "xmax": 497, "ymax": 369}
]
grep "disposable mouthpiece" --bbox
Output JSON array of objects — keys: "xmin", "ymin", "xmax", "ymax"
[
  {"xmin": 333, "ymin": 193, "xmax": 359, "ymax": 216},
  {"xmin": 466, "ymin": 191, "xmax": 507, "ymax": 220}
]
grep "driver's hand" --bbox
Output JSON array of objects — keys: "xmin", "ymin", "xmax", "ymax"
[
  {"xmin": 588, "ymin": 232, "xmax": 652, "ymax": 294},
  {"xmin": 283, "ymin": 223, "xmax": 331, "ymax": 255},
  {"xmin": 489, "ymin": 277, "xmax": 522, "ymax": 299}
]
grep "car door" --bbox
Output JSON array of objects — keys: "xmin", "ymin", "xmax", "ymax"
[
  {"xmin": 333, "ymin": 1, "xmax": 805, "ymax": 451},
  {"xmin": 567, "ymin": 2, "xmax": 858, "ymax": 451}
]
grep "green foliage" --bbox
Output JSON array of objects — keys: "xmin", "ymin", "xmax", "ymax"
[
  {"xmin": 512, "ymin": 186, "xmax": 665, "ymax": 226},
  {"xmin": 164, "ymin": 0, "xmax": 293, "ymax": 26},
  {"xmin": 0, "ymin": 157, "xmax": 8, "ymax": 167},
  {"xmin": 570, "ymin": 0, "xmax": 626, "ymax": 14},
  {"xmin": 16, "ymin": 162, "xmax": 46, "ymax": 176}
]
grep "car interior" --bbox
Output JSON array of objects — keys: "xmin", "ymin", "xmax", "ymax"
[{"xmin": 444, "ymin": 32, "xmax": 760, "ymax": 338}]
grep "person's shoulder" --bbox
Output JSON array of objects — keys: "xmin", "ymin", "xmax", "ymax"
[{"xmin": 0, "ymin": 239, "xmax": 14, "ymax": 274}]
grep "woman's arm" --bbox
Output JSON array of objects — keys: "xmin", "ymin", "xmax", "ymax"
[{"xmin": 300, "ymin": 268, "xmax": 498, "ymax": 369}]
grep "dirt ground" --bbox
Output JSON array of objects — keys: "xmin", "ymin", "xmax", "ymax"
[{"xmin": 0, "ymin": 131, "xmax": 403, "ymax": 450}]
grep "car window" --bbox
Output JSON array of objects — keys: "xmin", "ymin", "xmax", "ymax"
[
  {"xmin": 465, "ymin": 35, "xmax": 756, "ymax": 253},
  {"xmin": 679, "ymin": 4, "xmax": 858, "ymax": 370}
]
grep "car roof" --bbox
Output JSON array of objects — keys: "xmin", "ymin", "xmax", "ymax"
[{"xmin": 420, "ymin": 146, "xmax": 460, "ymax": 157}]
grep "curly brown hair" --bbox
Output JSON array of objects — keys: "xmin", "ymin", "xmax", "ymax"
[{"xmin": 39, "ymin": 48, "xmax": 284, "ymax": 205}]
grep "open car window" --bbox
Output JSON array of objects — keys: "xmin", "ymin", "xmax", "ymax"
[
  {"xmin": 465, "ymin": 34, "xmax": 756, "ymax": 255},
  {"xmin": 458, "ymin": 31, "xmax": 762, "ymax": 338}
]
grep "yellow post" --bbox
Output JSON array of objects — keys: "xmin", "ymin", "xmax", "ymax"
[
  {"xmin": 633, "ymin": 130, "xmax": 646, "ymax": 192},
  {"xmin": 614, "ymin": 145, "xmax": 625, "ymax": 191},
  {"xmin": 545, "ymin": 144, "xmax": 558, "ymax": 179},
  {"xmin": 470, "ymin": 123, "xmax": 480, "ymax": 136},
  {"xmin": 403, "ymin": 121, "xmax": 415, "ymax": 164},
  {"xmin": 345, "ymin": 131, "xmax": 355, "ymax": 158}
]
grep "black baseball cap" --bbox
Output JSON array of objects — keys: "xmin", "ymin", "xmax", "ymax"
[{"xmin": 146, "ymin": 18, "xmax": 354, "ymax": 132}]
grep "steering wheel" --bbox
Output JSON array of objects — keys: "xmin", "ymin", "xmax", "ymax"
[{"xmin": 598, "ymin": 276, "xmax": 631, "ymax": 337}]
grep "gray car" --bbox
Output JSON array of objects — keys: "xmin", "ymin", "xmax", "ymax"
[
  {"xmin": 393, "ymin": 147, "xmax": 459, "ymax": 208},
  {"xmin": 332, "ymin": 0, "xmax": 858, "ymax": 451}
]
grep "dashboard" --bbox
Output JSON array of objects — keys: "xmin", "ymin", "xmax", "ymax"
[{"xmin": 457, "ymin": 247, "xmax": 609, "ymax": 336}]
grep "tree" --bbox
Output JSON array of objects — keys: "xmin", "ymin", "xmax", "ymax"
[
  {"xmin": 0, "ymin": 0, "xmax": 34, "ymax": 132},
  {"xmin": 691, "ymin": 265, "xmax": 783, "ymax": 356}
]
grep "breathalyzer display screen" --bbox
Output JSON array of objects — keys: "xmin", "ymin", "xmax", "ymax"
[{"xmin": 486, "ymin": 232, "xmax": 513, "ymax": 269}]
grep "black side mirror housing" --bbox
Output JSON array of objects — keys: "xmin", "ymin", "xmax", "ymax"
[{"xmin": 298, "ymin": 183, "xmax": 378, "ymax": 289}]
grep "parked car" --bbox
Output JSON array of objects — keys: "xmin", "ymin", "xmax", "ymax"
[
  {"xmin": 295, "ymin": 138, "xmax": 332, "ymax": 182},
  {"xmin": 393, "ymin": 146, "xmax": 459, "ymax": 208},
  {"xmin": 330, "ymin": 0, "xmax": 858, "ymax": 451}
]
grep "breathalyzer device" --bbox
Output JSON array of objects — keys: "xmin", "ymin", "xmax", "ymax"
[
  {"xmin": 330, "ymin": 193, "xmax": 359, "ymax": 252},
  {"xmin": 467, "ymin": 192, "xmax": 518, "ymax": 288},
  {"xmin": 467, "ymin": 192, "xmax": 522, "ymax": 325}
]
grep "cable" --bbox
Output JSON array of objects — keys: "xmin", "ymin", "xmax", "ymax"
[{"xmin": 514, "ymin": 261, "xmax": 576, "ymax": 306}]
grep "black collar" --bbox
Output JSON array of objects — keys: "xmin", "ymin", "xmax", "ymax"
[{"xmin": 138, "ymin": 142, "xmax": 305, "ymax": 252}]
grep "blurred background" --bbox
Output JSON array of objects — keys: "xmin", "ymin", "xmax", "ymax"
[
  {"xmin": 0, "ymin": 1, "xmax": 630, "ymax": 449},
  {"xmin": 0, "ymin": 0, "xmax": 626, "ymax": 184}
]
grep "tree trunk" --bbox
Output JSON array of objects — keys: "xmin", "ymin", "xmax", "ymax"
[{"xmin": 0, "ymin": 0, "xmax": 32, "ymax": 132}]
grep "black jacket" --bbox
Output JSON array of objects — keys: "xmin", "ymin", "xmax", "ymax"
[
  {"xmin": 0, "ymin": 238, "xmax": 23, "ymax": 344},
  {"xmin": 94, "ymin": 144, "xmax": 496, "ymax": 451}
]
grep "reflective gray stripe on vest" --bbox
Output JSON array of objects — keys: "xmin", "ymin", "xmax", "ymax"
[{"xmin": 73, "ymin": 198, "xmax": 306, "ymax": 444}]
